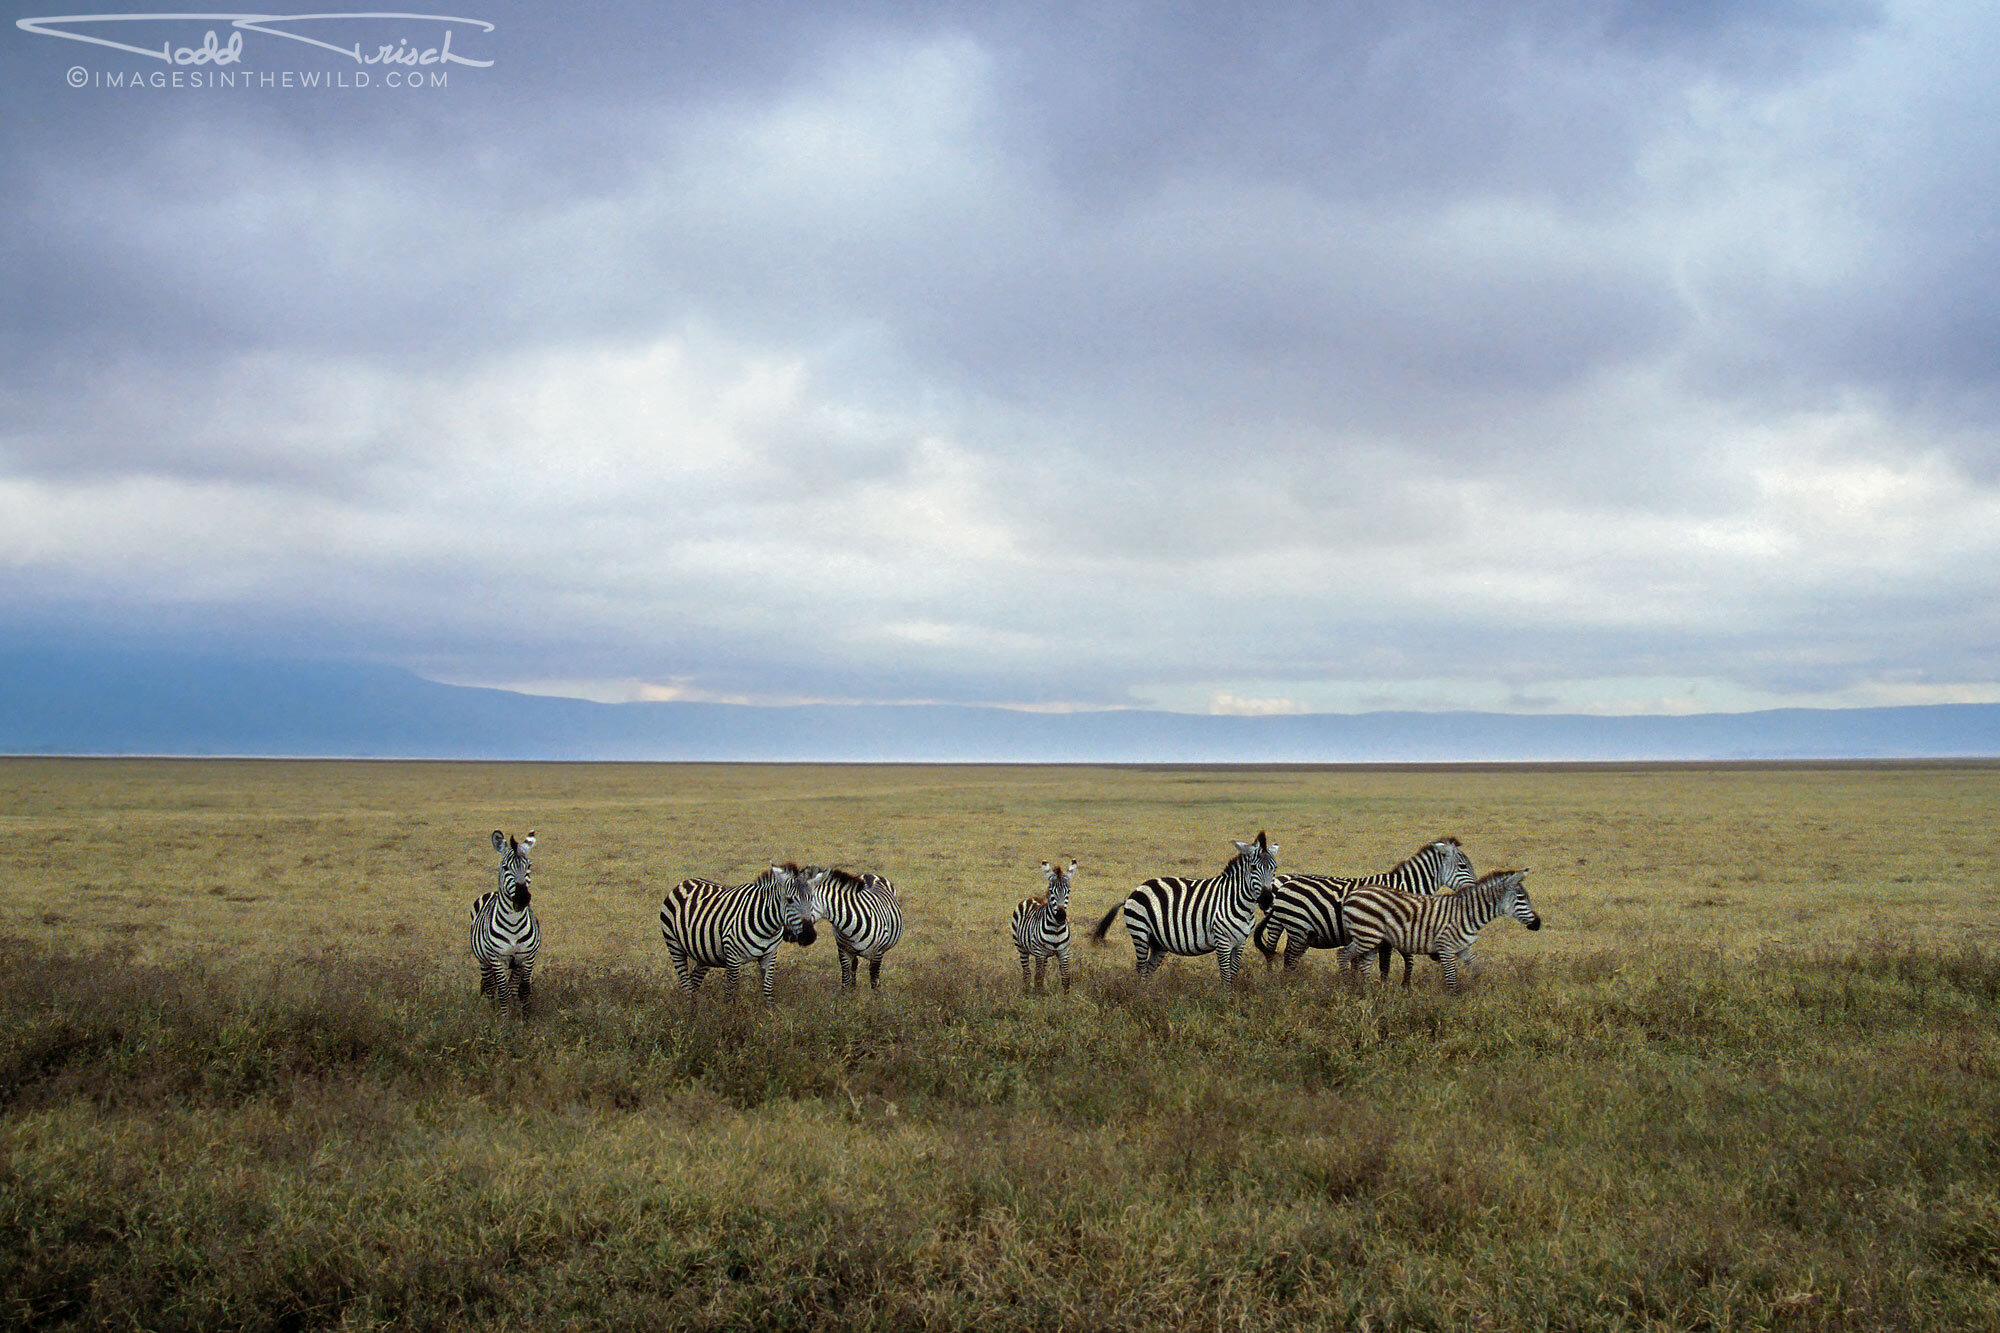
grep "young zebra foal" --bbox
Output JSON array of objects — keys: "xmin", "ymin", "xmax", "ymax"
[
  {"xmin": 658, "ymin": 863, "xmax": 817, "ymax": 1006},
  {"xmin": 471, "ymin": 829, "xmax": 539, "ymax": 1016},
  {"xmin": 1011, "ymin": 857, "xmax": 1078, "ymax": 994},
  {"xmin": 803, "ymin": 867, "xmax": 905, "ymax": 992},
  {"xmin": 1337, "ymin": 869, "xmax": 1541, "ymax": 995}
]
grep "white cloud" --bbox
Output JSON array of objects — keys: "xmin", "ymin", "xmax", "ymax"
[{"xmin": 4, "ymin": 4, "xmax": 1999, "ymax": 718}]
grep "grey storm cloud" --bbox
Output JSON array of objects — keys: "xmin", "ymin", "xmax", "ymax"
[{"xmin": 3, "ymin": 0, "xmax": 1997, "ymax": 715}]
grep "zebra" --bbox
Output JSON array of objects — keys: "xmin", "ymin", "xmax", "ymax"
[
  {"xmin": 1088, "ymin": 832, "xmax": 1279, "ymax": 986},
  {"xmin": 1010, "ymin": 857, "xmax": 1078, "ymax": 994},
  {"xmin": 1254, "ymin": 836, "xmax": 1476, "ymax": 973},
  {"xmin": 471, "ymin": 829, "xmax": 539, "ymax": 1015},
  {"xmin": 658, "ymin": 862, "xmax": 817, "ymax": 1004},
  {"xmin": 802, "ymin": 866, "xmax": 905, "ymax": 992},
  {"xmin": 1337, "ymin": 869, "xmax": 1541, "ymax": 994}
]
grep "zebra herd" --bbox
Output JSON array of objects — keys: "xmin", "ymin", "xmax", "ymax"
[{"xmin": 470, "ymin": 827, "xmax": 1541, "ymax": 1013}]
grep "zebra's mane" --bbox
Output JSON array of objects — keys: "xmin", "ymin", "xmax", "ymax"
[
  {"xmin": 814, "ymin": 867, "xmax": 870, "ymax": 890},
  {"xmin": 1465, "ymin": 869, "xmax": 1525, "ymax": 898},
  {"xmin": 1220, "ymin": 832, "xmax": 1273, "ymax": 878},
  {"xmin": 1396, "ymin": 836, "xmax": 1460, "ymax": 866}
]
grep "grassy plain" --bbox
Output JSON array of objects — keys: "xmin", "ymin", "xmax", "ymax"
[{"xmin": 2, "ymin": 758, "xmax": 1997, "ymax": 1329}]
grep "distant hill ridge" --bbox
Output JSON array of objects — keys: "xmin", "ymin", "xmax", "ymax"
[{"xmin": 2, "ymin": 649, "xmax": 1996, "ymax": 762}]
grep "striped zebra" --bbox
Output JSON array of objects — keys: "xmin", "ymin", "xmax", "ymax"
[
  {"xmin": 1088, "ymin": 832, "xmax": 1279, "ymax": 986},
  {"xmin": 1337, "ymin": 869, "xmax": 1541, "ymax": 994},
  {"xmin": 1010, "ymin": 857, "xmax": 1078, "ymax": 994},
  {"xmin": 1254, "ymin": 836, "xmax": 1475, "ymax": 973},
  {"xmin": 471, "ymin": 829, "xmax": 539, "ymax": 1015},
  {"xmin": 803, "ymin": 866, "xmax": 905, "ymax": 992},
  {"xmin": 658, "ymin": 863, "xmax": 817, "ymax": 1004}
]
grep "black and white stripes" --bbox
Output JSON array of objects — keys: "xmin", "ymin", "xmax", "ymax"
[
  {"xmin": 658, "ymin": 863, "xmax": 818, "ymax": 1004},
  {"xmin": 1089, "ymin": 832, "xmax": 1279, "ymax": 986},
  {"xmin": 463, "ymin": 824, "xmax": 1539, "ymax": 1010},
  {"xmin": 1337, "ymin": 870, "xmax": 1541, "ymax": 994},
  {"xmin": 805, "ymin": 866, "xmax": 905, "ymax": 991},
  {"xmin": 470, "ymin": 829, "xmax": 539, "ymax": 1015},
  {"xmin": 1254, "ymin": 836, "xmax": 1475, "ymax": 972},
  {"xmin": 1010, "ymin": 858, "xmax": 1078, "ymax": 994}
]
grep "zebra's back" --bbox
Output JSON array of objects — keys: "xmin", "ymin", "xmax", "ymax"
[
  {"xmin": 658, "ymin": 877, "xmax": 759, "ymax": 967},
  {"xmin": 1337, "ymin": 885, "xmax": 1451, "ymax": 957},
  {"xmin": 1126, "ymin": 876, "xmax": 1256, "ymax": 956},
  {"xmin": 1261, "ymin": 872, "xmax": 1360, "ymax": 950},
  {"xmin": 823, "ymin": 874, "xmax": 905, "ymax": 959}
]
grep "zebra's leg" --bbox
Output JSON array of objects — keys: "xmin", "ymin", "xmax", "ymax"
[
  {"xmin": 838, "ymin": 944, "xmax": 857, "ymax": 990},
  {"xmin": 867, "ymin": 956, "xmax": 882, "ymax": 991},
  {"xmin": 1399, "ymin": 950, "xmax": 1414, "ymax": 988},
  {"xmin": 1135, "ymin": 940, "xmax": 1165, "ymax": 976},
  {"xmin": 516, "ymin": 961, "xmax": 534, "ymax": 1017},
  {"xmin": 1218, "ymin": 941, "xmax": 1244, "ymax": 987},
  {"xmin": 1283, "ymin": 933, "xmax": 1309, "ymax": 973},
  {"xmin": 724, "ymin": 961, "xmax": 742, "ymax": 1001},
  {"xmin": 688, "ymin": 964, "xmax": 709, "ymax": 997},
  {"xmin": 1018, "ymin": 948, "xmax": 1033, "ymax": 993},
  {"xmin": 759, "ymin": 949, "xmax": 779, "ymax": 1005},
  {"xmin": 1439, "ymin": 949, "xmax": 1460, "ymax": 995},
  {"xmin": 479, "ymin": 962, "xmax": 505, "ymax": 1000},
  {"xmin": 1377, "ymin": 942, "xmax": 1393, "ymax": 981},
  {"xmin": 1034, "ymin": 954, "xmax": 1048, "ymax": 994},
  {"xmin": 1128, "ymin": 915, "xmax": 1163, "ymax": 975},
  {"xmin": 1337, "ymin": 940, "xmax": 1369, "ymax": 985},
  {"xmin": 1057, "ymin": 945, "xmax": 1073, "ymax": 994}
]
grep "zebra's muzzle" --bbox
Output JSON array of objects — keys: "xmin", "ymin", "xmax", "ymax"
[
  {"xmin": 1525, "ymin": 916, "xmax": 1542, "ymax": 930},
  {"xmin": 1256, "ymin": 890, "xmax": 1274, "ymax": 912},
  {"xmin": 789, "ymin": 920, "xmax": 818, "ymax": 946},
  {"xmin": 1049, "ymin": 907, "xmax": 1067, "ymax": 927}
]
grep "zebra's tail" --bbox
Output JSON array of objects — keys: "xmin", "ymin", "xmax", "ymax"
[
  {"xmin": 1252, "ymin": 909, "xmax": 1281, "ymax": 963},
  {"xmin": 1089, "ymin": 898, "xmax": 1127, "ymax": 943}
]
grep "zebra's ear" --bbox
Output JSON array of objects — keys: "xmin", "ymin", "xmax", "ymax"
[
  {"xmin": 1067, "ymin": 858, "xmax": 1078, "ymax": 874},
  {"xmin": 491, "ymin": 829, "xmax": 506, "ymax": 851},
  {"xmin": 521, "ymin": 831, "xmax": 536, "ymax": 850}
]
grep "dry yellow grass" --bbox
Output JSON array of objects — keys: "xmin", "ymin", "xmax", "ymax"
[
  {"xmin": 4, "ymin": 758, "xmax": 1995, "ymax": 983},
  {"xmin": 4, "ymin": 759, "xmax": 1997, "ymax": 1329}
]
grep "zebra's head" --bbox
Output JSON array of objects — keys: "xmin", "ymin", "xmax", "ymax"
[
  {"xmin": 491, "ymin": 829, "xmax": 534, "ymax": 905},
  {"xmin": 774, "ymin": 863, "xmax": 817, "ymax": 946},
  {"xmin": 1433, "ymin": 837, "xmax": 1476, "ymax": 891},
  {"xmin": 1040, "ymin": 857, "xmax": 1078, "ymax": 926},
  {"xmin": 1231, "ymin": 831, "xmax": 1280, "ymax": 910},
  {"xmin": 798, "ymin": 866, "xmax": 830, "ymax": 922},
  {"xmin": 1489, "ymin": 869, "xmax": 1540, "ymax": 930}
]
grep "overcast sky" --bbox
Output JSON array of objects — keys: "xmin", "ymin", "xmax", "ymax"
[{"xmin": 4, "ymin": 1, "xmax": 1997, "ymax": 716}]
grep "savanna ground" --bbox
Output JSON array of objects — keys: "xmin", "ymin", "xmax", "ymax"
[{"xmin": 2, "ymin": 757, "xmax": 1997, "ymax": 1330}]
